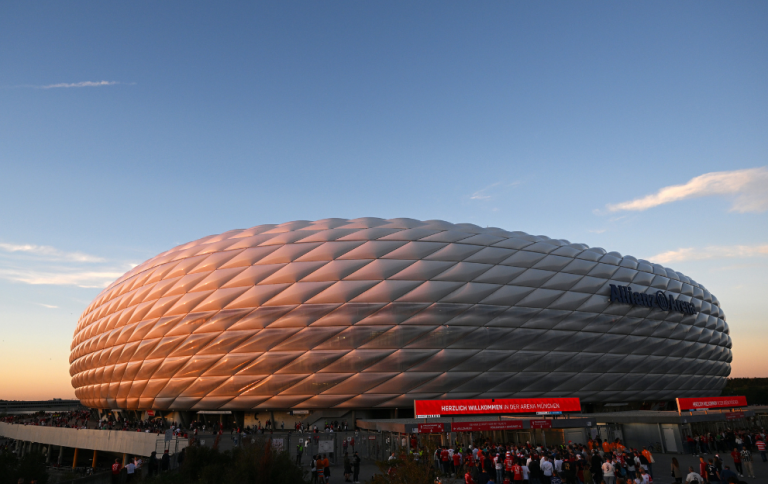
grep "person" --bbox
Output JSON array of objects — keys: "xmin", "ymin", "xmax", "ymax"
[
  {"xmin": 161, "ymin": 450, "xmax": 170, "ymax": 472},
  {"xmin": 147, "ymin": 451, "xmax": 158, "ymax": 477},
  {"xmin": 529, "ymin": 454, "xmax": 542, "ymax": 484},
  {"xmin": 591, "ymin": 452, "xmax": 603, "ymax": 484},
  {"xmin": 323, "ymin": 454, "xmax": 331, "ymax": 483},
  {"xmin": 541, "ymin": 456, "xmax": 554, "ymax": 484},
  {"xmin": 739, "ymin": 446, "xmax": 755, "ymax": 478},
  {"xmin": 316, "ymin": 454, "xmax": 326, "ymax": 484},
  {"xmin": 641, "ymin": 448, "xmax": 654, "ymax": 479},
  {"xmin": 466, "ymin": 470, "xmax": 477, "ymax": 484},
  {"xmin": 297, "ymin": 442, "xmax": 304, "ymax": 465},
  {"xmin": 638, "ymin": 469, "xmax": 650, "ymax": 484},
  {"xmin": 353, "ymin": 451, "xmax": 361, "ymax": 483},
  {"xmin": 685, "ymin": 466, "xmax": 703, "ymax": 484},
  {"xmin": 111, "ymin": 459, "xmax": 122, "ymax": 484},
  {"xmin": 311, "ymin": 455, "xmax": 318, "ymax": 484},
  {"xmin": 706, "ymin": 458, "xmax": 720, "ymax": 484},
  {"xmin": 496, "ymin": 452, "xmax": 505, "ymax": 484},
  {"xmin": 671, "ymin": 457, "xmax": 682, "ymax": 484},
  {"xmin": 719, "ymin": 466, "xmax": 736, "ymax": 483},
  {"xmin": 756, "ymin": 439, "xmax": 766, "ymax": 463},
  {"xmin": 555, "ymin": 456, "xmax": 563, "ymax": 475},
  {"xmin": 343, "ymin": 452, "xmax": 352, "ymax": 482},
  {"xmin": 479, "ymin": 468, "xmax": 491, "ymax": 484},
  {"xmin": 602, "ymin": 458, "xmax": 615, "ymax": 484},
  {"xmin": 625, "ymin": 454, "xmax": 636, "ymax": 480},
  {"xmin": 562, "ymin": 457, "xmax": 576, "ymax": 484},
  {"xmin": 513, "ymin": 459, "xmax": 524, "ymax": 482},
  {"xmin": 125, "ymin": 458, "xmax": 135, "ymax": 482},
  {"xmin": 177, "ymin": 448, "xmax": 185, "ymax": 467},
  {"xmin": 729, "ymin": 448, "xmax": 742, "ymax": 477},
  {"xmin": 583, "ymin": 461, "xmax": 593, "ymax": 484}
]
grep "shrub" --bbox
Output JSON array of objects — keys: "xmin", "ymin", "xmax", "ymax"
[
  {"xmin": 149, "ymin": 441, "xmax": 307, "ymax": 484},
  {"xmin": 0, "ymin": 449, "xmax": 48, "ymax": 484}
]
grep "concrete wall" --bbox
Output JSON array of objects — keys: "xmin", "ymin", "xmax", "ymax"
[
  {"xmin": 621, "ymin": 423, "xmax": 666, "ymax": 452},
  {"xmin": 660, "ymin": 423, "xmax": 684, "ymax": 453},
  {"xmin": 0, "ymin": 423, "xmax": 161, "ymax": 457}
]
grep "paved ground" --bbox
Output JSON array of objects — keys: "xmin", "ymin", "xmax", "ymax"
[
  {"xmin": 652, "ymin": 452, "xmax": 768, "ymax": 484},
  {"xmin": 310, "ymin": 452, "xmax": 768, "ymax": 484}
]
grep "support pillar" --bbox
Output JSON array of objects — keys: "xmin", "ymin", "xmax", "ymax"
[
  {"xmin": 58, "ymin": 446, "xmax": 64, "ymax": 465},
  {"xmin": 92, "ymin": 450, "xmax": 98, "ymax": 468},
  {"xmin": 122, "ymin": 453, "xmax": 127, "ymax": 467},
  {"xmin": 46, "ymin": 445, "xmax": 51, "ymax": 463},
  {"xmin": 72, "ymin": 448, "xmax": 79, "ymax": 469}
]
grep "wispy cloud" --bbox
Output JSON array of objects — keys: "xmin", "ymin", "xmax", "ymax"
[
  {"xmin": 0, "ymin": 241, "xmax": 127, "ymax": 288},
  {"xmin": 0, "ymin": 268, "xmax": 124, "ymax": 288},
  {"xmin": 470, "ymin": 181, "xmax": 522, "ymax": 201},
  {"xmin": 605, "ymin": 167, "xmax": 768, "ymax": 213},
  {"xmin": 7, "ymin": 80, "xmax": 132, "ymax": 89},
  {"xmin": 37, "ymin": 303, "xmax": 58, "ymax": 309},
  {"xmin": 0, "ymin": 243, "xmax": 104, "ymax": 263},
  {"xmin": 649, "ymin": 244, "xmax": 768, "ymax": 264},
  {"xmin": 40, "ymin": 80, "xmax": 120, "ymax": 89}
]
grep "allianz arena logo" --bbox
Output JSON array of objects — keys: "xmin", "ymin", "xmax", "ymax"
[{"xmin": 609, "ymin": 284, "xmax": 697, "ymax": 315}]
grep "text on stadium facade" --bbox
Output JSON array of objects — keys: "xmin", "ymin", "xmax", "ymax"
[
  {"xmin": 609, "ymin": 285, "xmax": 697, "ymax": 315},
  {"xmin": 676, "ymin": 396, "xmax": 747, "ymax": 411},
  {"xmin": 414, "ymin": 398, "xmax": 581, "ymax": 417}
]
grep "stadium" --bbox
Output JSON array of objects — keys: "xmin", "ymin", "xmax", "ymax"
[{"xmin": 69, "ymin": 218, "xmax": 732, "ymax": 414}]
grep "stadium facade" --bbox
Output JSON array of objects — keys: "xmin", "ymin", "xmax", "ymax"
[{"xmin": 70, "ymin": 218, "xmax": 731, "ymax": 411}]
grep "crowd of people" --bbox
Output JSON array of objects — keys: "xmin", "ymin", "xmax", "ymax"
[
  {"xmin": 106, "ymin": 449, "xmax": 181, "ymax": 483},
  {"xmin": 378, "ymin": 429, "xmax": 767, "ymax": 484},
  {"xmin": 304, "ymin": 450, "xmax": 360, "ymax": 483},
  {"xmin": 685, "ymin": 430, "xmax": 766, "ymax": 457},
  {"xmin": 1, "ymin": 410, "xmax": 93, "ymax": 429},
  {"xmin": 417, "ymin": 438, "xmax": 660, "ymax": 484},
  {"xmin": 293, "ymin": 419, "xmax": 350, "ymax": 433}
]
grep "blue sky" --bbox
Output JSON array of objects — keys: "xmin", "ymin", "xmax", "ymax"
[{"xmin": 1, "ymin": 2, "xmax": 766, "ymax": 399}]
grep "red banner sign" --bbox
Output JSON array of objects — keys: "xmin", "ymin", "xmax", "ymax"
[
  {"xmin": 452, "ymin": 420, "xmax": 524, "ymax": 432},
  {"xmin": 725, "ymin": 412, "xmax": 745, "ymax": 421},
  {"xmin": 529, "ymin": 420, "xmax": 553, "ymax": 429},
  {"xmin": 676, "ymin": 396, "xmax": 747, "ymax": 411},
  {"xmin": 414, "ymin": 398, "xmax": 581, "ymax": 417},
  {"xmin": 417, "ymin": 423, "xmax": 445, "ymax": 434}
]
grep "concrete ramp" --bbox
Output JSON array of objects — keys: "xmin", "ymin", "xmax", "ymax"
[{"xmin": 0, "ymin": 423, "xmax": 163, "ymax": 457}]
